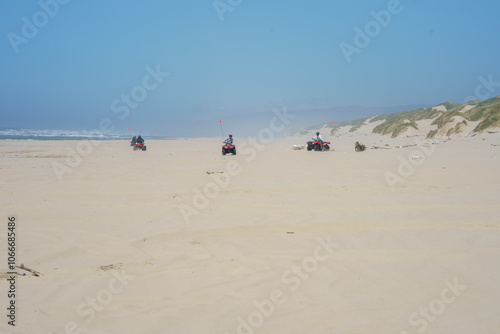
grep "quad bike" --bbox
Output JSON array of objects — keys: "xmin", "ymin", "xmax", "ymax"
[
  {"xmin": 133, "ymin": 142, "xmax": 147, "ymax": 151},
  {"xmin": 222, "ymin": 143, "xmax": 236, "ymax": 155},
  {"xmin": 355, "ymin": 141, "xmax": 366, "ymax": 152},
  {"xmin": 307, "ymin": 140, "xmax": 330, "ymax": 151}
]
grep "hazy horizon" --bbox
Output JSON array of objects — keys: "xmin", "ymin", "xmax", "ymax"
[{"xmin": 0, "ymin": 103, "xmax": 430, "ymax": 138}]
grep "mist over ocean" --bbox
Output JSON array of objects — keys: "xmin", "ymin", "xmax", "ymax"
[
  {"xmin": 0, "ymin": 128, "xmax": 177, "ymax": 140},
  {"xmin": 0, "ymin": 103, "xmax": 428, "ymax": 140}
]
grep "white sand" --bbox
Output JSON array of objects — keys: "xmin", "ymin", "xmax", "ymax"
[
  {"xmin": 458, "ymin": 105, "xmax": 476, "ymax": 113},
  {"xmin": 432, "ymin": 105, "xmax": 447, "ymax": 112},
  {"xmin": 402, "ymin": 119, "xmax": 436, "ymax": 137},
  {"xmin": 1, "ymin": 133, "xmax": 500, "ymax": 333}
]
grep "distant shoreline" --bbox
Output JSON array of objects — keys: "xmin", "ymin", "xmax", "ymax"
[{"xmin": 0, "ymin": 136, "xmax": 178, "ymax": 141}]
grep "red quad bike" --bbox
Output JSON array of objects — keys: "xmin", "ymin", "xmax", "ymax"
[
  {"xmin": 222, "ymin": 143, "xmax": 236, "ymax": 155},
  {"xmin": 307, "ymin": 140, "xmax": 330, "ymax": 151},
  {"xmin": 133, "ymin": 142, "xmax": 147, "ymax": 151}
]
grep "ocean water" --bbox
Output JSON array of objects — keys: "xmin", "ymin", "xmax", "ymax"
[{"xmin": 0, "ymin": 128, "xmax": 130, "ymax": 141}]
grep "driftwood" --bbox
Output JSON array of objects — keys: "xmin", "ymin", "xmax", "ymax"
[
  {"xmin": 371, "ymin": 143, "xmax": 420, "ymax": 150},
  {"xmin": 16, "ymin": 263, "xmax": 42, "ymax": 277},
  {"xmin": 395, "ymin": 144, "xmax": 417, "ymax": 149},
  {"xmin": 355, "ymin": 141, "xmax": 366, "ymax": 152}
]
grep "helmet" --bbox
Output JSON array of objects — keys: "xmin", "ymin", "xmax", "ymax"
[
  {"xmin": 316, "ymin": 132, "xmax": 320, "ymax": 135},
  {"xmin": 229, "ymin": 134, "xmax": 232, "ymax": 137}
]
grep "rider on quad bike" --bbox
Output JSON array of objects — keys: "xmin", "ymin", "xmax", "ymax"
[
  {"xmin": 222, "ymin": 134, "xmax": 236, "ymax": 155},
  {"xmin": 223, "ymin": 134, "xmax": 233, "ymax": 145},
  {"xmin": 307, "ymin": 132, "xmax": 330, "ymax": 151},
  {"xmin": 313, "ymin": 132, "xmax": 323, "ymax": 144},
  {"xmin": 133, "ymin": 135, "xmax": 147, "ymax": 151}
]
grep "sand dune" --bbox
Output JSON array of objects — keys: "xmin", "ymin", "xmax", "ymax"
[{"xmin": 1, "ymin": 133, "xmax": 500, "ymax": 333}]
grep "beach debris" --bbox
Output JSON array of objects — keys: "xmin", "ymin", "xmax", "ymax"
[
  {"xmin": 372, "ymin": 143, "xmax": 419, "ymax": 150},
  {"xmin": 286, "ymin": 232, "xmax": 295, "ymax": 234},
  {"xmin": 16, "ymin": 264, "xmax": 42, "ymax": 277},
  {"xmin": 292, "ymin": 145, "xmax": 305, "ymax": 150},
  {"xmin": 355, "ymin": 141, "xmax": 366, "ymax": 152},
  {"xmin": 99, "ymin": 263, "xmax": 123, "ymax": 271},
  {"xmin": 411, "ymin": 155, "xmax": 422, "ymax": 160},
  {"xmin": 206, "ymin": 171, "xmax": 224, "ymax": 175}
]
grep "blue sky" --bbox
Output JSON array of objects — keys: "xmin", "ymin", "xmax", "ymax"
[{"xmin": 1, "ymin": 0, "xmax": 499, "ymax": 137}]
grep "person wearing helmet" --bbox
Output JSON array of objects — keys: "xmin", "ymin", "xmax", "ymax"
[
  {"xmin": 224, "ymin": 134, "xmax": 233, "ymax": 145},
  {"xmin": 313, "ymin": 131, "xmax": 323, "ymax": 143}
]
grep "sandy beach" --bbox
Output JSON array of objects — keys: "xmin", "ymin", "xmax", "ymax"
[{"xmin": 1, "ymin": 132, "xmax": 500, "ymax": 334}]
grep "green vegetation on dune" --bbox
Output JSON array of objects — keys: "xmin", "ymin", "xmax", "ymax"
[
  {"xmin": 475, "ymin": 113, "xmax": 500, "ymax": 131},
  {"xmin": 372, "ymin": 107, "xmax": 440, "ymax": 137},
  {"xmin": 307, "ymin": 96, "xmax": 500, "ymax": 138},
  {"xmin": 337, "ymin": 118, "xmax": 369, "ymax": 127},
  {"xmin": 370, "ymin": 114, "xmax": 390, "ymax": 122},
  {"xmin": 446, "ymin": 120, "xmax": 468, "ymax": 137},
  {"xmin": 465, "ymin": 97, "xmax": 500, "ymax": 118},
  {"xmin": 412, "ymin": 107, "xmax": 443, "ymax": 120},
  {"xmin": 373, "ymin": 118, "xmax": 419, "ymax": 137},
  {"xmin": 348, "ymin": 117, "xmax": 371, "ymax": 132},
  {"xmin": 373, "ymin": 98, "xmax": 499, "ymax": 137},
  {"xmin": 440, "ymin": 101, "xmax": 461, "ymax": 111},
  {"xmin": 466, "ymin": 97, "xmax": 500, "ymax": 131},
  {"xmin": 426, "ymin": 129, "xmax": 438, "ymax": 139},
  {"xmin": 392, "ymin": 120, "xmax": 418, "ymax": 137},
  {"xmin": 431, "ymin": 111, "xmax": 461, "ymax": 129},
  {"xmin": 459, "ymin": 100, "xmax": 479, "ymax": 111},
  {"xmin": 428, "ymin": 99, "xmax": 497, "ymax": 132},
  {"xmin": 329, "ymin": 118, "xmax": 369, "ymax": 135}
]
